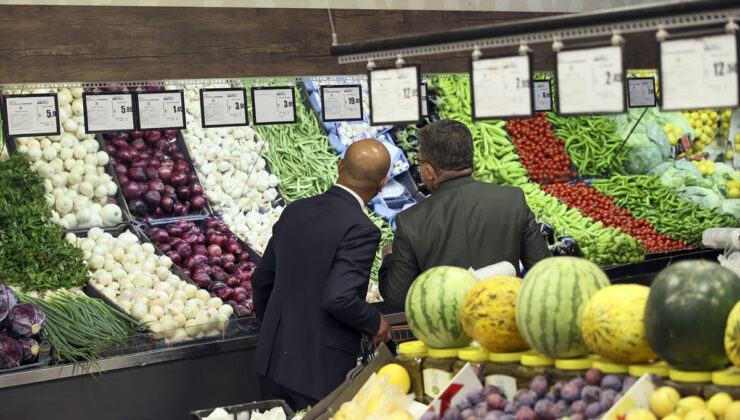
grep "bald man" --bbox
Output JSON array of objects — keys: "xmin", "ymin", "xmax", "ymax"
[{"xmin": 252, "ymin": 139, "xmax": 393, "ymax": 410}]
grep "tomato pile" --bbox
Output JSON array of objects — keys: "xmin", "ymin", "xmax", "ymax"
[
  {"xmin": 542, "ymin": 183, "xmax": 689, "ymax": 254},
  {"xmin": 506, "ymin": 113, "xmax": 576, "ymax": 184}
]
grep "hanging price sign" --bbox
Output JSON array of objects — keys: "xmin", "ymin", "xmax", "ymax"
[
  {"xmin": 368, "ymin": 65, "xmax": 422, "ymax": 125},
  {"xmin": 659, "ymin": 33, "xmax": 739, "ymax": 110},
  {"xmin": 471, "ymin": 54, "xmax": 534, "ymax": 119},
  {"xmin": 320, "ymin": 85, "xmax": 363, "ymax": 122},
  {"xmin": 556, "ymin": 45, "xmax": 625, "ymax": 115},
  {"xmin": 251, "ymin": 86, "xmax": 296, "ymax": 125},
  {"xmin": 136, "ymin": 90, "xmax": 186, "ymax": 131},
  {"xmin": 421, "ymin": 83, "xmax": 429, "ymax": 117},
  {"xmin": 199, "ymin": 88, "xmax": 249, "ymax": 128},
  {"xmin": 533, "ymin": 80, "xmax": 553, "ymax": 112},
  {"xmin": 627, "ymin": 77, "xmax": 657, "ymax": 108},
  {"xmin": 2, "ymin": 94, "xmax": 60, "ymax": 137},
  {"xmin": 83, "ymin": 92, "xmax": 136, "ymax": 133}
]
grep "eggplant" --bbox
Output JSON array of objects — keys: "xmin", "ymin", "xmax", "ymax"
[
  {"xmin": 558, "ymin": 236, "xmax": 582, "ymax": 257},
  {"xmin": 538, "ymin": 223, "xmax": 555, "ymax": 245},
  {"xmin": 551, "ymin": 245, "xmax": 570, "ymax": 256},
  {"xmin": 9, "ymin": 303, "xmax": 46, "ymax": 338},
  {"xmin": 17, "ymin": 338, "xmax": 39, "ymax": 364},
  {"xmin": 0, "ymin": 336, "xmax": 22, "ymax": 368}
]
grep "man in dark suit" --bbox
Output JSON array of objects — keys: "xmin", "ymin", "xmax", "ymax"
[
  {"xmin": 379, "ymin": 120, "xmax": 551, "ymax": 312},
  {"xmin": 252, "ymin": 139, "xmax": 393, "ymax": 410}
]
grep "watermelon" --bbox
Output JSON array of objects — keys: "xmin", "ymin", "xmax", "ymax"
[
  {"xmin": 405, "ymin": 266, "xmax": 478, "ymax": 349},
  {"xmin": 581, "ymin": 284, "xmax": 657, "ymax": 364},
  {"xmin": 725, "ymin": 301, "xmax": 740, "ymax": 368},
  {"xmin": 460, "ymin": 276, "xmax": 529, "ymax": 353},
  {"xmin": 515, "ymin": 256, "xmax": 610, "ymax": 359},
  {"xmin": 645, "ymin": 260, "xmax": 740, "ymax": 371}
]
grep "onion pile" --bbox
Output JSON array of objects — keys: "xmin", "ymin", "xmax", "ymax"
[
  {"xmin": 104, "ymin": 130, "xmax": 207, "ymax": 220},
  {"xmin": 144, "ymin": 218, "xmax": 255, "ymax": 317},
  {"xmin": 4, "ymin": 87, "xmax": 125, "ymax": 229},
  {"xmin": 68, "ymin": 227, "xmax": 234, "ymax": 343}
]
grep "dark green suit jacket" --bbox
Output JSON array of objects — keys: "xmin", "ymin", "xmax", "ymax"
[{"xmin": 378, "ymin": 176, "xmax": 551, "ymax": 312}]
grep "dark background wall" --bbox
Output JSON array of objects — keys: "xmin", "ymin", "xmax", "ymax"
[{"xmin": 0, "ymin": 6, "xmax": 659, "ymax": 83}]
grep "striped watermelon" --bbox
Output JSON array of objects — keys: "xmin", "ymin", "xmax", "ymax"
[
  {"xmin": 405, "ymin": 266, "xmax": 478, "ymax": 349},
  {"xmin": 515, "ymin": 257, "xmax": 610, "ymax": 358}
]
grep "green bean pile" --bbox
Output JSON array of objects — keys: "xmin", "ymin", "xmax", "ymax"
[
  {"xmin": 547, "ymin": 113, "xmax": 628, "ymax": 177},
  {"xmin": 19, "ymin": 290, "xmax": 141, "ymax": 366},
  {"xmin": 592, "ymin": 175, "xmax": 740, "ymax": 246}
]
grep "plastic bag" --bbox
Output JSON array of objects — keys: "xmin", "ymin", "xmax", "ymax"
[
  {"xmin": 625, "ymin": 141, "xmax": 666, "ymax": 174},
  {"xmin": 681, "ymin": 186, "xmax": 724, "ymax": 210},
  {"xmin": 645, "ymin": 122, "xmax": 672, "ymax": 159},
  {"xmin": 648, "ymin": 161, "xmax": 675, "ymax": 177}
]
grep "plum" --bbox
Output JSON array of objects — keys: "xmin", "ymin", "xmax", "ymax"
[
  {"xmin": 545, "ymin": 391, "xmax": 558, "ymax": 402},
  {"xmin": 460, "ymin": 408, "xmax": 474, "ymax": 419},
  {"xmin": 569, "ymin": 377, "xmax": 587, "ymax": 389},
  {"xmin": 442, "ymin": 407, "xmax": 461, "ymax": 420},
  {"xmin": 623, "ymin": 376, "xmax": 638, "ymax": 391},
  {"xmin": 553, "ymin": 380, "xmax": 567, "ymax": 398},
  {"xmin": 421, "ymin": 413, "xmax": 441, "ymax": 420},
  {"xmin": 516, "ymin": 407, "xmax": 536, "ymax": 420},
  {"xmin": 569, "ymin": 400, "xmax": 587, "ymax": 415},
  {"xmin": 581, "ymin": 385, "xmax": 602, "ymax": 403},
  {"xmin": 505, "ymin": 402, "xmax": 518, "ymax": 414},
  {"xmin": 476, "ymin": 402, "xmax": 490, "ymax": 417},
  {"xmin": 601, "ymin": 375, "xmax": 622, "ymax": 391},
  {"xmin": 534, "ymin": 399, "xmax": 554, "ymax": 419},
  {"xmin": 468, "ymin": 390, "xmax": 486, "ymax": 405},
  {"xmin": 561, "ymin": 383, "xmax": 582, "ymax": 402},
  {"xmin": 500, "ymin": 415, "xmax": 516, "ymax": 420},
  {"xmin": 650, "ymin": 373, "xmax": 664, "ymax": 387},
  {"xmin": 600, "ymin": 389, "xmax": 618, "ymax": 409},
  {"xmin": 571, "ymin": 414, "xmax": 586, "ymax": 420},
  {"xmin": 530, "ymin": 375, "xmax": 549, "ymax": 397},
  {"xmin": 487, "ymin": 393, "xmax": 507, "ymax": 410},
  {"xmin": 484, "ymin": 413, "xmax": 501, "ymax": 420},
  {"xmin": 546, "ymin": 401, "xmax": 567, "ymax": 420},
  {"xmin": 483, "ymin": 385, "xmax": 501, "ymax": 395},
  {"xmin": 585, "ymin": 368, "xmax": 604, "ymax": 386},
  {"xmin": 584, "ymin": 402, "xmax": 603, "ymax": 419},
  {"xmin": 514, "ymin": 390, "xmax": 537, "ymax": 408}
]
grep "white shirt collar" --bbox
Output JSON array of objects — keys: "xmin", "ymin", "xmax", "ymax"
[{"xmin": 334, "ymin": 184, "xmax": 365, "ymax": 208}]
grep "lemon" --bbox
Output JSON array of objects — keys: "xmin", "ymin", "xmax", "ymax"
[
  {"xmin": 685, "ymin": 410, "xmax": 717, "ymax": 420},
  {"xmin": 701, "ymin": 113, "xmax": 709, "ymax": 122},
  {"xmin": 691, "ymin": 112, "xmax": 700, "ymax": 119},
  {"xmin": 735, "ymin": 134, "xmax": 740, "ymax": 142},
  {"xmin": 722, "ymin": 122, "xmax": 730, "ymax": 129},
  {"xmin": 377, "ymin": 363, "xmax": 411, "ymax": 394},
  {"xmin": 677, "ymin": 397, "xmax": 708, "ymax": 418},
  {"xmin": 334, "ymin": 403, "xmax": 357, "ymax": 420},
  {"xmin": 723, "ymin": 110, "xmax": 733, "ymax": 119},
  {"xmin": 728, "ymin": 187, "xmax": 740, "ymax": 199},
  {"xmin": 711, "ymin": 111, "xmax": 719, "ymax": 121},
  {"xmin": 385, "ymin": 410, "xmax": 415, "ymax": 420},
  {"xmin": 727, "ymin": 150, "xmax": 735, "ymax": 159},
  {"xmin": 735, "ymin": 143, "xmax": 740, "ymax": 152},
  {"xmin": 708, "ymin": 393, "xmax": 733, "ymax": 418},
  {"xmin": 665, "ymin": 415, "xmax": 683, "ymax": 420},
  {"xmin": 651, "ymin": 387, "xmax": 681, "ymax": 418},
  {"xmin": 726, "ymin": 402, "xmax": 740, "ymax": 420},
  {"xmin": 629, "ymin": 409, "xmax": 659, "ymax": 420}
]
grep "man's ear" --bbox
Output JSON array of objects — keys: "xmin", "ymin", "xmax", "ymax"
[
  {"xmin": 337, "ymin": 159, "xmax": 344, "ymax": 174},
  {"xmin": 378, "ymin": 177, "xmax": 388, "ymax": 191}
]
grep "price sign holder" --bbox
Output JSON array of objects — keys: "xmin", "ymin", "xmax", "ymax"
[
  {"xmin": 470, "ymin": 53, "xmax": 534, "ymax": 120},
  {"xmin": 658, "ymin": 32, "xmax": 739, "ymax": 111},
  {"xmin": 1, "ymin": 93, "xmax": 61, "ymax": 137},
  {"xmin": 626, "ymin": 77, "xmax": 657, "ymax": 108},
  {"xmin": 135, "ymin": 90, "xmax": 186, "ymax": 131},
  {"xmin": 319, "ymin": 84, "xmax": 363, "ymax": 122},
  {"xmin": 555, "ymin": 44, "xmax": 626, "ymax": 116},
  {"xmin": 421, "ymin": 82, "xmax": 429, "ymax": 117},
  {"xmin": 250, "ymin": 86, "xmax": 297, "ymax": 125},
  {"xmin": 533, "ymin": 80, "xmax": 553, "ymax": 112},
  {"xmin": 82, "ymin": 92, "xmax": 137, "ymax": 133},
  {"xmin": 368, "ymin": 64, "xmax": 422, "ymax": 126},
  {"xmin": 199, "ymin": 88, "xmax": 249, "ymax": 128}
]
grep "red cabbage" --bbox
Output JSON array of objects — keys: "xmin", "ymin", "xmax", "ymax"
[
  {"xmin": 9, "ymin": 303, "xmax": 45, "ymax": 338},
  {"xmin": 17, "ymin": 338, "xmax": 39, "ymax": 364},
  {"xmin": 0, "ymin": 336, "xmax": 22, "ymax": 368}
]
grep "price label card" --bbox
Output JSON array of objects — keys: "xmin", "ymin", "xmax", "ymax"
[
  {"xmin": 136, "ymin": 90, "xmax": 186, "ymax": 130},
  {"xmin": 660, "ymin": 33, "xmax": 739, "ymax": 110},
  {"xmin": 533, "ymin": 80, "xmax": 553, "ymax": 112},
  {"xmin": 368, "ymin": 65, "xmax": 421, "ymax": 125},
  {"xmin": 556, "ymin": 45, "xmax": 625, "ymax": 115},
  {"xmin": 2, "ymin": 94, "xmax": 60, "ymax": 137},
  {"xmin": 320, "ymin": 85, "xmax": 363, "ymax": 122},
  {"xmin": 627, "ymin": 77, "xmax": 657, "ymax": 108},
  {"xmin": 251, "ymin": 86, "xmax": 296, "ymax": 125},
  {"xmin": 421, "ymin": 83, "xmax": 429, "ymax": 117},
  {"xmin": 471, "ymin": 54, "xmax": 533, "ymax": 119},
  {"xmin": 199, "ymin": 88, "xmax": 249, "ymax": 128},
  {"xmin": 83, "ymin": 92, "xmax": 136, "ymax": 133}
]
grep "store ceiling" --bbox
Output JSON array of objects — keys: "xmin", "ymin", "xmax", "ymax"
[{"xmin": 0, "ymin": 0, "xmax": 670, "ymax": 13}]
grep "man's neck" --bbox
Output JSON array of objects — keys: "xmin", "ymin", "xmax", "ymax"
[{"xmin": 433, "ymin": 168, "xmax": 473, "ymax": 190}]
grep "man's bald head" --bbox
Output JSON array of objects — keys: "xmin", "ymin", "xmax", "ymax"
[{"xmin": 337, "ymin": 139, "xmax": 391, "ymax": 202}]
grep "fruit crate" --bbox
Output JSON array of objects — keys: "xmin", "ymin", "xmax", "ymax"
[{"xmin": 190, "ymin": 399, "xmax": 295, "ymax": 420}]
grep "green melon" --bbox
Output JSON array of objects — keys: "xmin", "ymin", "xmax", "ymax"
[
  {"xmin": 645, "ymin": 259, "xmax": 740, "ymax": 371},
  {"xmin": 405, "ymin": 266, "xmax": 478, "ymax": 349},
  {"xmin": 515, "ymin": 256, "xmax": 610, "ymax": 358}
]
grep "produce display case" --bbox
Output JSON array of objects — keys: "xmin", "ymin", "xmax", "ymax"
[{"xmin": 190, "ymin": 399, "xmax": 295, "ymax": 420}]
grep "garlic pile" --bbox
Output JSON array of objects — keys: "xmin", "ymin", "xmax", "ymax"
[
  {"xmin": 68, "ymin": 227, "xmax": 234, "ymax": 343},
  {"xmin": 4, "ymin": 87, "xmax": 124, "ymax": 229}
]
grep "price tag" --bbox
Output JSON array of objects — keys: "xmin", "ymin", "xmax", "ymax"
[
  {"xmin": 2, "ymin": 94, "xmax": 60, "ymax": 137},
  {"xmin": 136, "ymin": 90, "xmax": 186, "ymax": 130},
  {"xmin": 556, "ymin": 45, "xmax": 625, "ymax": 115},
  {"xmin": 320, "ymin": 85, "xmax": 363, "ymax": 122},
  {"xmin": 251, "ymin": 86, "xmax": 296, "ymax": 125},
  {"xmin": 471, "ymin": 54, "xmax": 533, "ymax": 119},
  {"xmin": 660, "ymin": 33, "xmax": 739, "ymax": 110},
  {"xmin": 533, "ymin": 80, "xmax": 553, "ymax": 112},
  {"xmin": 627, "ymin": 77, "xmax": 657, "ymax": 108},
  {"xmin": 368, "ymin": 65, "xmax": 421, "ymax": 125},
  {"xmin": 83, "ymin": 92, "xmax": 136, "ymax": 133},
  {"xmin": 199, "ymin": 88, "xmax": 249, "ymax": 128},
  {"xmin": 420, "ymin": 83, "xmax": 429, "ymax": 117}
]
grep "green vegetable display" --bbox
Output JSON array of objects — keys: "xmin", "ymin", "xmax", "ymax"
[
  {"xmin": 18, "ymin": 290, "xmax": 141, "ymax": 365},
  {"xmin": 547, "ymin": 113, "xmax": 628, "ymax": 177},
  {"xmin": 592, "ymin": 175, "xmax": 740, "ymax": 246},
  {"xmin": 0, "ymin": 154, "xmax": 89, "ymax": 291}
]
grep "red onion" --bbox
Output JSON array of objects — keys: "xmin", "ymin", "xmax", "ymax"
[
  {"xmin": 245, "ymin": 300, "xmax": 254, "ymax": 311},
  {"xmin": 174, "ymin": 160, "xmax": 189, "ymax": 173},
  {"xmin": 191, "ymin": 183, "xmax": 204, "ymax": 196},
  {"xmin": 194, "ymin": 265, "xmax": 213, "ymax": 276},
  {"xmin": 117, "ymin": 149, "xmax": 133, "ymax": 164},
  {"xmin": 233, "ymin": 286, "xmax": 247, "ymax": 296},
  {"xmin": 147, "ymin": 179, "xmax": 165, "ymax": 194},
  {"xmin": 208, "ymin": 255, "xmax": 223, "ymax": 267},
  {"xmin": 164, "ymin": 130, "xmax": 177, "ymax": 139},
  {"xmin": 149, "ymin": 228, "xmax": 169, "ymax": 244},
  {"xmin": 176, "ymin": 203, "xmax": 189, "ymax": 216},
  {"xmin": 153, "ymin": 151, "xmax": 166, "ymax": 161},
  {"xmin": 207, "ymin": 244, "xmax": 223, "ymax": 257},
  {"xmin": 226, "ymin": 241, "xmax": 242, "ymax": 255},
  {"xmin": 238, "ymin": 252, "xmax": 251, "ymax": 262},
  {"xmin": 143, "ymin": 190, "xmax": 161, "ymax": 210},
  {"xmin": 148, "ymin": 159, "xmax": 160, "ymax": 168},
  {"xmin": 172, "ymin": 152, "xmax": 186, "ymax": 162},
  {"xmin": 130, "ymin": 131, "xmax": 144, "ymax": 140},
  {"xmin": 216, "ymin": 223, "xmax": 230, "ymax": 233},
  {"xmin": 117, "ymin": 175, "xmax": 130, "ymax": 185},
  {"xmin": 222, "ymin": 261, "xmax": 235, "ymax": 274},
  {"xmin": 145, "ymin": 167, "xmax": 159, "ymax": 180},
  {"xmin": 128, "ymin": 167, "xmax": 147, "ymax": 182},
  {"xmin": 234, "ymin": 305, "xmax": 252, "ymax": 318},
  {"xmin": 103, "ymin": 132, "xmax": 119, "ymax": 140},
  {"xmin": 222, "ymin": 253, "xmax": 236, "ymax": 264},
  {"xmin": 176, "ymin": 186, "xmax": 190, "ymax": 201},
  {"xmin": 128, "ymin": 199, "xmax": 147, "ymax": 216},
  {"xmin": 216, "ymin": 287, "xmax": 234, "ymax": 301},
  {"xmin": 192, "ymin": 245, "xmax": 208, "ymax": 256},
  {"xmin": 208, "ymin": 281, "xmax": 227, "ymax": 293},
  {"xmin": 187, "ymin": 172, "xmax": 199, "ymax": 184},
  {"xmin": 154, "ymin": 139, "xmax": 170, "ymax": 153},
  {"xmin": 161, "ymin": 159, "xmax": 174, "ymax": 169},
  {"xmin": 165, "ymin": 224, "xmax": 183, "ymax": 238},
  {"xmin": 225, "ymin": 276, "xmax": 240, "ymax": 288},
  {"xmin": 182, "ymin": 232, "xmax": 200, "ymax": 246},
  {"xmin": 190, "ymin": 195, "xmax": 206, "ymax": 211},
  {"xmin": 232, "ymin": 292, "xmax": 248, "ymax": 304},
  {"xmin": 236, "ymin": 272, "xmax": 252, "ymax": 283},
  {"xmin": 157, "ymin": 166, "xmax": 173, "ymax": 183},
  {"xmin": 130, "ymin": 158, "xmax": 148, "ymax": 169},
  {"xmin": 106, "ymin": 143, "xmax": 117, "ymax": 155},
  {"xmin": 247, "ymin": 261, "xmax": 257, "ymax": 270},
  {"xmin": 204, "ymin": 218, "xmax": 219, "ymax": 228},
  {"xmin": 112, "ymin": 138, "xmax": 127, "ymax": 149},
  {"xmin": 145, "ymin": 131, "xmax": 161, "ymax": 144},
  {"xmin": 174, "ymin": 242, "xmax": 192, "ymax": 259},
  {"xmin": 170, "ymin": 172, "xmax": 187, "ymax": 187},
  {"xmin": 153, "ymin": 207, "xmax": 164, "ymax": 218},
  {"xmin": 131, "ymin": 138, "xmax": 147, "ymax": 151},
  {"xmin": 123, "ymin": 182, "xmax": 142, "ymax": 199},
  {"xmin": 164, "ymin": 185, "xmax": 176, "ymax": 196},
  {"xmin": 192, "ymin": 272, "xmax": 211, "ymax": 289},
  {"xmin": 113, "ymin": 163, "xmax": 127, "ymax": 176},
  {"xmin": 211, "ymin": 269, "xmax": 227, "ymax": 283},
  {"xmin": 234, "ymin": 262, "xmax": 251, "ymax": 274},
  {"xmin": 241, "ymin": 281, "xmax": 252, "ymax": 294},
  {"xmin": 159, "ymin": 243, "xmax": 172, "ymax": 253}
]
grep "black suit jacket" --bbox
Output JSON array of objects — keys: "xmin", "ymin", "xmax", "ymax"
[
  {"xmin": 379, "ymin": 176, "xmax": 551, "ymax": 312},
  {"xmin": 252, "ymin": 186, "xmax": 381, "ymax": 400}
]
